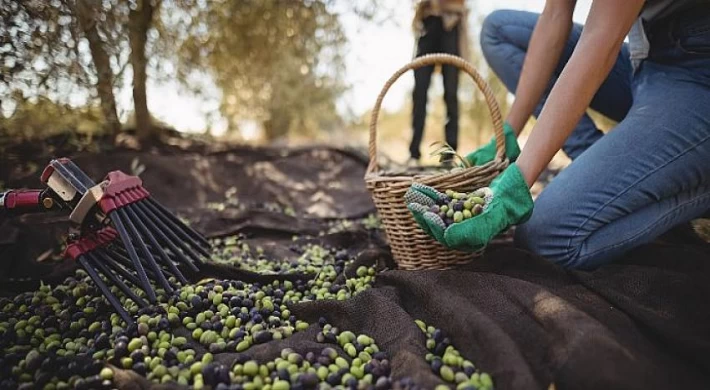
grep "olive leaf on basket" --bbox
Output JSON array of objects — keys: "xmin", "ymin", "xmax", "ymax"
[{"xmin": 429, "ymin": 141, "xmax": 472, "ymax": 168}]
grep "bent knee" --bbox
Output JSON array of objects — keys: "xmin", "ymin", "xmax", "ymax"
[
  {"xmin": 480, "ymin": 10, "xmax": 524, "ymax": 52},
  {"xmin": 480, "ymin": 10, "xmax": 507, "ymax": 50},
  {"xmin": 514, "ymin": 214, "xmax": 589, "ymax": 270}
]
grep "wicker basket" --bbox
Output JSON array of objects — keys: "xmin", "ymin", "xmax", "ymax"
[{"xmin": 365, "ymin": 53, "xmax": 509, "ymax": 270}]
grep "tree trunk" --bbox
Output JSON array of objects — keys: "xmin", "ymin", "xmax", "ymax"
[
  {"xmin": 263, "ymin": 105, "xmax": 291, "ymax": 142},
  {"xmin": 129, "ymin": 0, "xmax": 155, "ymax": 141},
  {"xmin": 74, "ymin": 0, "xmax": 121, "ymax": 138}
]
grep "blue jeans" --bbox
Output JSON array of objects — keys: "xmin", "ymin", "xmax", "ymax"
[{"xmin": 480, "ymin": 9, "xmax": 710, "ymax": 269}]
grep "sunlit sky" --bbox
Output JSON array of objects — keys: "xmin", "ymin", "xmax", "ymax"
[{"xmin": 116, "ymin": 0, "xmax": 594, "ymax": 136}]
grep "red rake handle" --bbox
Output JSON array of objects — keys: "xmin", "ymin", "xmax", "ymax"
[{"xmin": 0, "ymin": 189, "xmax": 52, "ymax": 213}]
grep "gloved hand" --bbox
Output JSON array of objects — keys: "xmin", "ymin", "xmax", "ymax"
[
  {"xmin": 464, "ymin": 122, "xmax": 521, "ymax": 166},
  {"xmin": 405, "ymin": 164, "xmax": 533, "ymax": 252}
]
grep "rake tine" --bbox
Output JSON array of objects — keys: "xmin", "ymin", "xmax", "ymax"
[
  {"xmin": 116, "ymin": 208, "xmax": 173, "ymax": 294},
  {"xmin": 78, "ymin": 255, "xmax": 133, "ymax": 325},
  {"xmin": 136, "ymin": 205, "xmax": 201, "ymax": 272},
  {"xmin": 134, "ymin": 202, "xmax": 202, "ymax": 270},
  {"xmin": 146, "ymin": 244, "xmax": 178, "ymax": 262},
  {"xmin": 146, "ymin": 197, "xmax": 211, "ymax": 249},
  {"xmin": 110, "ymin": 211, "xmax": 156, "ymax": 303},
  {"xmin": 106, "ymin": 246, "xmax": 167, "ymax": 282},
  {"xmin": 122, "ymin": 243, "xmax": 179, "ymax": 280},
  {"xmin": 143, "ymin": 199, "xmax": 212, "ymax": 258},
  {"xmin": 124, "ymin": 206, "xmax": 187, "ymax": 284},
  {"xmin": 91, "ymin": 251, "xmax": 149, "ymax": 308},
  {"xmin": 111, "ymin": 233, "xmax": 181, "ymax": 286},
  {"xmin": 96, "ymin": 250, "xmax": 146, "ymax": 290}
]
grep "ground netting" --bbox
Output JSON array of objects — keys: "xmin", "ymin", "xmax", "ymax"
[{"xmin": 0, "ymin": 146, "xmax": 708, "ymax": 390}]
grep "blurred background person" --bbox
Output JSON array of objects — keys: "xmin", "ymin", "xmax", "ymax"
[{"xmin": 408, "ymin": 0, "xmax": 471, "ymax": 166}]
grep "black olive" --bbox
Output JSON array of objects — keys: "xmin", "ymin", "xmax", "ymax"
[
  {"xmin": 163, "ymin": 349, "xmax": 176, "ymax": 362},
  {"xmin": 277, "ymin": 368, "xmax": 290, "ymax": 381},
  {"xmin": 158, "ymin": 317, "xmax": 170, "ymax": 330},
  {"xmin": 375, "ymin": 376, "xmax": 391, "ymax": 390},
  {"xmin": 373, "ymin": 351, "xmax": 388, "ymax": 360},
  {"xmin": 95, "ymin": 334, "xmax": 110, "ymax": 350},
  {"xmin": 463, "ymin": 365, "xmax": 476, "ymax": 376},
  {"xmin": 305, "ymin": 352, "xmax": 316, "ymax": 363},
  {"xmin": 191, "ymin": 296, "xmax": 203, "ymax": 310},
  {"xmin": 201, "ymin": 363, "xmax": 218, "ymax": 386},
  {"xmin": 345, "ymin": 377, "xmax": 358, "ymax": 388},
  {"xmin": 132, "ymin": 362, "xmax": 147, "ymax": 376},
  {"xmin": 326, "ymin": 373, "xmax": 341, "ymax": 387},
  {"xmin": 114, "ymin": 341, "xmax": 128, "ymax": 359},
  {"xmin": 253, "ymin": 331, "xmax": 272, "ymax": 344},
  {"xmin": 300, "ymin": 372, "xmax": 319, "ymax": 389}
]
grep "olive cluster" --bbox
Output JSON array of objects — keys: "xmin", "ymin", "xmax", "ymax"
[
  {"xmin": 415, "ymin": 320, "xmax": 495, "ymax": 390},
  {"xmin": 429, "ymin": 189, "xmax": 491, "ymax": 227},
  {"xmin": 326, "ymin": 213, "xmax": 382, "ymax": 234},
  {"xmin": 229, "ymin": 344, "xmax": 387, "ymax": 390},
  {"xmin": 1, "ymin": 222, "xmax": 499, "ymax": 390},
  {"xmin": 313, "ymin": 319, "xmax": 424, "ymax": 390},
  {"xmin": 208, "ymin": 241, "xmax": 376, "ymax": 302},
  {"xmin": 191, "ymin": 319, "xmax": 416, "ymax": 390},
  {"xmin": 0, "ymin": 237, "xmax": 383, "ymax": 389},
  {"xmin": 181, "ymin": 279, "xmax": 310, "ymax": 353},
  {"xmin": 0, "ymin": 276, "xmax": 136, "ymax": 390}
]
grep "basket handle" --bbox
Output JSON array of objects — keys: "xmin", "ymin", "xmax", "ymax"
[{"xmin": 366, "ymin": 53, "xmax": 506, "ymax": 175}]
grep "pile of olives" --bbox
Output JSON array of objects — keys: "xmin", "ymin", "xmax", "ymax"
[
  {"xmin": 0, "ymin": 211, "xmax": 496, "ymax": 390},
  {"xmin": 415, "ymin": 320, "xmax": 495, "ymax": 390},
  {"xmin": 428, "ymin": 189, "xmax": 492, "ymax": 228}
]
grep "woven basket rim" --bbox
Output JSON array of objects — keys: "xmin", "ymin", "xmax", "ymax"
[
  {"xmin": 365, "ymin": 159, "xmax": 507, "ymax": 184},
  {"xmin": 366, "ymin": 53, "xmax": 507, "ymax": 177}
]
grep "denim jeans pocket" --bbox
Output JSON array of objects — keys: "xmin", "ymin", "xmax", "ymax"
[
  {"xmin": 679, "ymin": 34, "xmax": 710, "ymax": 55},
  {"xmin": 677, "ymin": 18, "xmax": 710, "ymax": 55}
]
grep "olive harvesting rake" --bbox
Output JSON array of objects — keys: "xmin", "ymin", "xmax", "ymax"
[{"xmin": 1, "ymin": 158, "xmax": 211, "ymax": 323}]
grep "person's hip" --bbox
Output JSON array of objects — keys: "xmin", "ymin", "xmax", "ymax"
[{"xmin": 646, "ymin": 5, "xmax": 710, "ymax": 73}]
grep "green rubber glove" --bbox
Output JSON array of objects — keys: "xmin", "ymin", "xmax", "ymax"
[
  {"xmin": 405, "ymin": 164, "xmax": 533, "ymax": 252},
  {"xmin": 464, "ymin": 122, "xmax": 521, "ymax": 166}
]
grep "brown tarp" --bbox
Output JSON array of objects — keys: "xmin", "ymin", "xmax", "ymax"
[{"xmin": 1, "ymin": 146, "xmax": 708, "ymax": 389}]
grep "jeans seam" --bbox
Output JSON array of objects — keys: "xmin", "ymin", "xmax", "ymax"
[
  {"xmin": 572, "ymin": 189, "xmax": 710, "ymax": 263},
  {"xmin": 684, "ymin": 25, "xmax": 710, "ymax": 35},
  {"xmin": 565, "ymin": 133, "xmax": 710, "ymax": 259}
]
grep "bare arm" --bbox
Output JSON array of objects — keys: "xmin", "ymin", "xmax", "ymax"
[
  {"xmin": 506, "ymin": 0, "xmax": 577, "ymax": 133},
  {"xmin": 516, "ymin": 0, "xmax": 644, "ymax": 186}
]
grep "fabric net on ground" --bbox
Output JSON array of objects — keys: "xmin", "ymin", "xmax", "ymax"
[{"xmin": 0, "ymin": 146, "xmax": 708, "ymax": 390}]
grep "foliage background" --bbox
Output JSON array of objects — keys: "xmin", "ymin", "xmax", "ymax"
[{"xmin": 1, "ymin": 0, "xmax": 612, "ymax": 165}]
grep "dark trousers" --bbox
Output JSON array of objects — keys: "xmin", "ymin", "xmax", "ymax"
[{"xmin": 410, "ymin": 16, "xmax": 460, "ymax": 160}]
